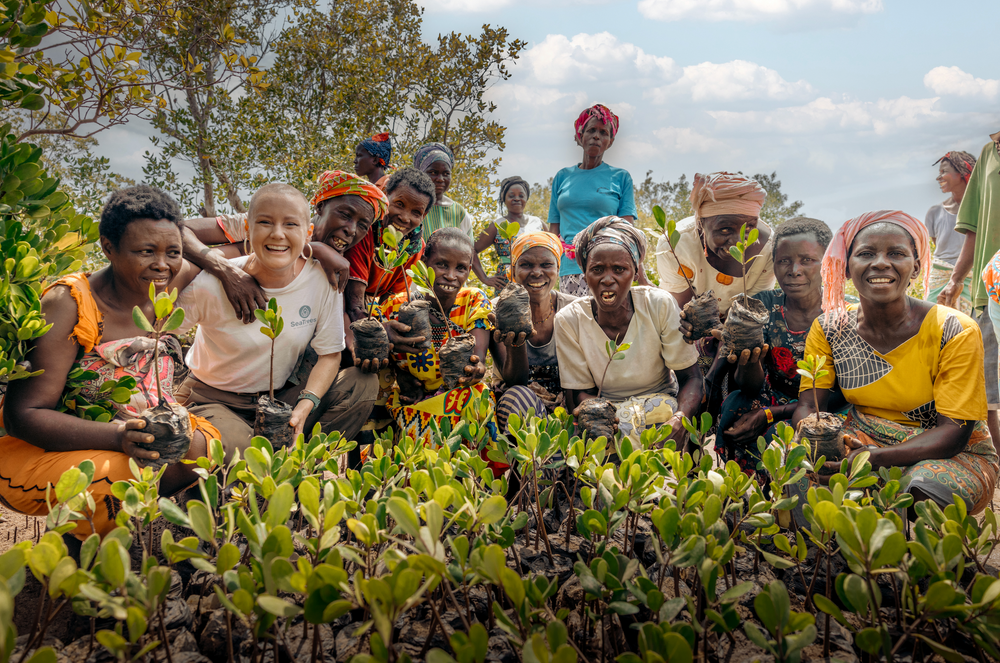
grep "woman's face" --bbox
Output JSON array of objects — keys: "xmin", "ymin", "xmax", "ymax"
[
  {"xmin": 513, "ymin": 246, "xmax": 558, "ymax": 301},
  {"xmin": 773, "ymin": 234, "xmax": 824, "ymax": 298},
  {"xmin": 425, "ymin": 162, "xmax": 452, "ymax": 201},
  {"xmin": 576, "ymin": 118, "xmax": 614, "ymax": 160},
  {"xmin": 585, "ymin": 244, "xmax": 635, "ymax": 314},
  {"xmin": 354, "ymin": 146, "xmax": 377, "ymax": 178},
  {"xmin": 102, "ymin": 218, "xmax": 184, "ymax": 296},
  {"xmin": 250, "ymin": 192, "xmax": 310, "ymax": 272},
  {"xmin": 427, "ymin": 241, "xmax": 472, "ymax": 303},
  {"xmin": 847, "ymin": 224, "xmax": 919, "ymax": 304},
  {"xmin": 701, "ymin": 214, "xmax": 759, "ymax": 262},
  {"xmin": 936, "ymin": 161, "xmax": 963, "ymax": 196},
  {"xmin": 385, "ymin": 185, "xmax": 432, "ymax": 235},
  {"xmin": 314, "ymin": 194, "xmax": 375, "ymax": 253},
  {"xmin": 503, "ymin": 184, "xmax": 527, "ymax": 215}
]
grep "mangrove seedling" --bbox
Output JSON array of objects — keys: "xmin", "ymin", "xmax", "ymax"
[
  {"xmin": 575, "ymin": 338, "xmax": 629, "ymax": 440},
  {"xmin": 253, "ymin": 297, "xmax": 294, "ymax": 446},
  {"xmin": 722, "ymin": 222, "xmax": 769, "ymax": 356},
  {"xmin": 795, "ymin": 353, "xmax": 844, "ymax": 467},
  {"xmin": 131, "ymin": 284, "xmax": 191, "ymax": 468},
  {"xmin": 350, "ymin": 227, "xmax": 406, "ymax": 363}
]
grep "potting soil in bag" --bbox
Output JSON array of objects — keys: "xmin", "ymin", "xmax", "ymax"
[
  {"xmin": 797, "ymin": 414, "xmax": 845, "ymax": 474},
  {"xmin": 576, "ymin": 397, "xmax": 617, "ymax": 441},
  {"xmin": 438, "ymin": 333, "xmax": 477, "ymax": 391},
  {"xmin": 495, "ymin": 283, "xmax": 533, "ymax": 337},
  {"xmin": 683, "ymin": 290, "xmax": 723, "ymax": 341},
  {"xmin": 139, "ymin": 402, "xmax": 193, "ymax": 469},
  {"xmin": 351, "ymin": 317, "xmax": 390, "ymax": 362},
  {"xmin": 254, "ymin": 395, "xmax": 294, "ymax": 448},
  {"xmin": 397, "ymin": 300, "xmax": 434, "ymax": 351},
  {"xmin": 723, "ymin": 295, "xmax": 768, "ymax": 356}
]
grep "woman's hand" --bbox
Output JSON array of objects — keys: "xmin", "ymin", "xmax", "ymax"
[
  {"xmin": 355, "ymin": 356, "xmax": 391, "ymax": 374},
  {"xmin": 571, "ymin": 403, "xmax": 620, "ymax": 435},
  {"xmin": 727, "ymin": 344, "xmax": 769, "ymax": 366},
  {"xmin": 813, "ymin": 435, "xmax": 868, "ymax": 482},
  {"xmin": 118, "ymin": 419, "xmax": 160, "ymax": 463},
  {"xmin": 482, "ymin": 275, "xmax": 506, "ymax": 291},
  {"xmin": 217, "ymin": 262, "xmax": 268, "ymax": 324},
  {"xmin": 665, "ymin": 412, "xmax": 689, "ymax": 449},
  {"xmin": 488, "ymin": 313, "xmax": 529, "ymax": 347},
  {"xmin": 289, "ymin": 400, "xmax": 314, "ymax": 439},
  {"xmin": 397, "ymin": 371, "xmax": 425, "ymax": 405},
  {"xmin": 458, "ymin": 355, "xmax": 487, "ymax": 387},
  {"xmin": 384, "ymin": 320, "xmax": 426, "ymax": 356},
  {"xmin": 310, "ymin": 241, "xmax": 350, "ymax": 293},
  {"xmin": 725, "ymin": 408, "xmax": 768, "ymax": 445},
  {"xmin": 528, "ymin": 382, "xmax": 561, "ymax": 410}
]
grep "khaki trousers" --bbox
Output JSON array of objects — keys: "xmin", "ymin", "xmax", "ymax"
[{"xmin": 175, "ymin": 366, "xmax": 378, "ymax": 459}]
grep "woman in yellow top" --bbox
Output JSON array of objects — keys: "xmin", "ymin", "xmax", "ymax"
[{"xmin": 795, "ymin": 210, "xmax": 998, "ymax": 514}]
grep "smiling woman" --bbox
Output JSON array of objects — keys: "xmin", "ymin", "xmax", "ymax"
[
  {"xmin": 794, "ymin": 210, "xmax": 999, "ymax": 516},
  {"xmin": 0, "ymin": 185, "xmax": 218, "ymax": 540}
]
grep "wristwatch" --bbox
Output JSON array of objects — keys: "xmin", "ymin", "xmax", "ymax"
[{"xmin": 296, "ymin": 390, "xmax": 321, "ymax": 413}]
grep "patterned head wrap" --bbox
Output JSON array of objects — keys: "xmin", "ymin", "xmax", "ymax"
[
  {"xmin": 413, "ymin": 142, "xmax": 455, "ymax": 172},
  {"xmin": 574, "ymin": 216, "xmax": 647, "ymax": 271},
  {"xmin": 821, "ymin": 210, "xmax": 931, "ymax": 322},
  {"xmin": 933, "ymin": 150, "xmax": 977, "ymax": 182},
  {"xmin": 690, "ymin": 172, "xmax": 766, "ymax": 221},
  {"xmin": 498, "ymin": 176, "xmax": 530, "ymax": 208},
  {"xmin": 358, "ymin": 133, "xmax": 393, "ymax": 168},
  {"xmin": 310, "ymin": 170, "xmax": 388, "ymax": 222},
  {"xmin": 574, "ymin": 104, "xmax": 619, "ymax": 142},
  {"xmin": 511, "ymin": 231, "xmax": 562, "ymax": 269}
]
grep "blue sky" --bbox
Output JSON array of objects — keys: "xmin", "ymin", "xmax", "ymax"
[{"xmin": 95, "ymin": 0, "xmax": 997, "ymax": 228}]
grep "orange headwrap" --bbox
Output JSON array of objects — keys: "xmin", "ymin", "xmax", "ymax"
[
  {"xmin": 511, "ymin": 231, "xmax": 562, "ymax": 268},
  {"xmin": 310, "ymin": 170, "xmax": 388, "ymax": 221},
  {"xmin": 821, "ymin": 210, "xmax": 931, "ymax": 322},
  {"xmin": 690, "ymin": 172, "xmax": 766, "ymax": 221}
]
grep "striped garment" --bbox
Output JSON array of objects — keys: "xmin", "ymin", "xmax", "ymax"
[{"xmin": 422, "ymin": 195, "xmax": 474, "ymax": 241}]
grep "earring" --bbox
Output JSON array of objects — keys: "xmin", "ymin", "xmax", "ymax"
[
  {"xmin": 302, "ymin": 243, "xmax": 314, "ymax": 261},
  {"xmin": 243, "ymin": 238, "xmax": 251, "ymax": 256}
]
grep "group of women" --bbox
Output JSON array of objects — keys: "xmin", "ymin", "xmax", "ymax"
[{"xmin": 2, "ymin": 104, "xmax": 998, "ymax": 545}]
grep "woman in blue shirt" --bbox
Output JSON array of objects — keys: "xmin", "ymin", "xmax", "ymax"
[{"xmin": 548, "ymin": 104, "xmax": 639, "ymax": 297}]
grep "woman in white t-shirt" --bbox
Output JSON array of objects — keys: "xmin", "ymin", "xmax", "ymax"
[
  {"xmin": 554, "ymin": 217, "xmax": 703, "ymax": 446},
  {"xmin": 175, "ymin": 183, "xmax": 377, "ymax": 455}
]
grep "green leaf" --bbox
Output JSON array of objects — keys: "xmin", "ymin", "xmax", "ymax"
[
  {"xmin": 258, "ymin": 595, "xmax": 303, "ymax": 618},
  {"xmin": 266, "ymin": 483, "xmax": 294, "ymax": 529},
  {"xmin": 728, "ymin": 246, "xmax": 742, "ymax": 263},
  {"xmin": 216, "ymin": 542, "xmax": 240, "ymax": 574},
  {"xmin": 161, "ymin": 307, "xmax": 185, "ymax": 332},
  {"xmin": 131, "ymin": 307, "xmax": 154, "ymax": 333},
  {"xmin": 187, "ymin": 501, "xmax": 215, "ymax": 543},
  {"xmin": 478, "ymin": 495, "xmax": 506, "ymax": 526},
  {"xmin": 720, "ymin": 581, "xmax": 754, "ymax": 603},
  {"xmin": 914, "ymin": 634, "xmax": 965, "ymax": 663}
]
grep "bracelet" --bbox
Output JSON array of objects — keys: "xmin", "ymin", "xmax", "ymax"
[
  {"xmin": 763, "ymin": 408, "xmax": 774, "ymax": 424},
  {"xmin": 296, "ymin": 390, "xmax": 321, "ymax": 413}
]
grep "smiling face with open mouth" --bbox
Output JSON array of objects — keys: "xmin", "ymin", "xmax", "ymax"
[
  {"xmin": 314, "ymin": 194, "xmax": 376, "ymax": 254},
  {"xmin": 385, "ymin": 185, "xmax": 432, "ymax": 236},
  {"xmin": 427, "ymin": 239, "xmax": 473, "ymax": 311},
  {"xmin": 584, "ymin": 243, "xmax": 635, "ymax": 314},
  {"xmin": 513, "ymin": 246, "xmax": 558, "ymax": 302},
  {"xmin": 102, "ymin": 218, "xmax": 184, "ymax": 297},
  {"xmin": 847, "ymin": 223, "xmax": 920, "ymax": 304},
  {"xmin": 249, "ymin": 191, "xmax": 311, "ymax": 275}
]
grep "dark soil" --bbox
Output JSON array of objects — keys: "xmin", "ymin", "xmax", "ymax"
[
  {"xmin": 723, "ymin": 295, "xmax": 768, "ymax": 356},
  {"xmin": 798, "ymin": 413, "xmax": 845, "ymax": 473},
  {"xmin": 495, "ymin": 283, "xmax": 533, "ymax": 336},
  {"xmin": 575, "ymin": 397, "xmax": 616, "ymax": 440},
  {"xmin": 438, "ymin": 333, "xmax": 477, "ymax": 391},
  {"xmin": 682, "ymin": 290, "xmax": 723, "ymax": 341},
  {"xmin": 350, "ymin": 317, "xmax": 390, "ymax": 363},
  {"xmin": 397, "ymin": 300, "xmax": 434, "ymax": 351},
  {"xmin": 139, "ymin": 402, "xmax": 192, "ymax": 469},
  {"xmin": 254, "ymin": 395, "xmax": 294, "ymax": 447}
]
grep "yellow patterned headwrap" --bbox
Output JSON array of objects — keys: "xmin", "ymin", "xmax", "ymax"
[{"xmin": 511, "ymin": 231, "xmax": 562, "ymax": 268}]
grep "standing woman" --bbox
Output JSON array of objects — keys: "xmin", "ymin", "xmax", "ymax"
[
  {"xmin": 795, "ymin": 211, "xmax": 998, "ymax": 514},
  {"xmin": 414, "ymin": 142, "xmax": 475, "ymax": 242},
  {"xmin": 355, "ymin": 133, "xmax": 393, "ymax": 189},
  {"xmin": 472, "ymin": 175, "xmax": 545, "ymax": 296},
  {"xmin": 924, "ymin": 150, "xmax": 977, "ymax": 314},
  {"xmin": 549, "ymin": 104, "xmax": 638, "ymax": 297}
]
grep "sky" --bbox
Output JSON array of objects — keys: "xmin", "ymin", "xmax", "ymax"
[{"xmin": 94, "ymin": 0, "xmax": 998, "ymax": 228}]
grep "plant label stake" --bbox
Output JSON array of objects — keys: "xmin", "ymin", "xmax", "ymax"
[{"xmin": 131, "ymin": 283, "xmax": 191, "ymax": 469}]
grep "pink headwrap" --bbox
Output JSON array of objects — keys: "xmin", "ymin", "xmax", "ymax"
[
  {"xmin": 690, "ymin": 172, "xmax": 766, "ymax": 221},
  {"xmin": 574, "ymin": 104, "xmax": 619, "ymax": 142},
  {"xmin": 821, "ymin": 210, "xmax": 931, "ymax": 321}
]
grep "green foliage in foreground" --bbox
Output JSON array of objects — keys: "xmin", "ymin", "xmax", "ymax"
[{"xmin": 2, "ymin": 406, "xmax": 1000, "ymax": 663}]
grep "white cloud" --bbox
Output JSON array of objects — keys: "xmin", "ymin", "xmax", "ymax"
[
  {"xmin": 637, "ymin": 0, "xmax": 881, "ymax": 22},
  {"xmin": 708, "ymin": 96, "xmax": 944, "ymax": 135},
  {"xmin": 653, "ymin": 127, "xmax": 729, "ymax": 153},
  {"xmin": 649, "ymin": 60, "xmax": 814, "ymax": 102},
  {"xmin": 525, "ymin": 32, "xmax": 676, "ymax": 86},
  {"xmin": 924, "ymin": 66, "xmax": 1000, "ymax": 99}
]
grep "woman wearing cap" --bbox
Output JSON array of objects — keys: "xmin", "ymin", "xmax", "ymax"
[
  {"xmin": 413, "ymin": 142, "xmax": 475, "ymax": 242},
  {"xmin": 925, "ymin": 150, "xmax": 977, "ymax": 314},
  {"xmin": 491, "ymin": 232, "xmax": 576, "ymax": 431},
  {"xmin": 472, "ymin": 175, "xmax": 545, "ymax": 296},
  {"xmin": 795, "ymin": 210, "xmax": 998, "ymax": 515},
  {"xmin": 549, "ymin": 105, "xmax": 638, "ymax": 297},
  {"xmin": 355, "ymin": 133, "xmax": 393, "ymax": 189},
  {"xmin": 554, "ymin": 217, "xmax": 702, "ymax": 446}
]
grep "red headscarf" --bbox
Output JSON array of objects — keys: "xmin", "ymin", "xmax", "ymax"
[
  {"xmin": 310, "ymin": 170, "xmax": 388, "ymax": 221},
  {"xmin": 821, "ymin": 210, "xmax": 931, "ymax": 322},
  {"xmin": 574, "ymin": 104, "xmax": 619, "ymax": 142},
  {"xmin": 933, "ymin": 151, "xmax": 977, "ymax": 182}
]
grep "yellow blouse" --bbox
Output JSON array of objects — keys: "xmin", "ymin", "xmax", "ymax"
[{"xmin": 800, "ymin": 304, "xmax": 987, "ymax": 427}]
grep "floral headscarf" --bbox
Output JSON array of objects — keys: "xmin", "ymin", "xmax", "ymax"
[
  {"xmin": 933, "ymin": 151, "xmax": 977, "ymax": 182},
  {"xmin": 359, "ymin": 133, "xmax": 393, "ymax": 168},
  {"xmin": 310, "ymin": 170, "xmax": 388, "ymax": 221},
  {"xmin": 413, "ymin": 142, "xmax": 455, "ymax": 172},
  {"xmin": 574, "ymin": 216, "xmax": 646, "ymax": 271},
  {"xmin": 574, "ymin": 104, "xmax": 619, "ymax": 142}
]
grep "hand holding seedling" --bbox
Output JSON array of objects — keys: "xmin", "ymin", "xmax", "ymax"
[
  {"xmin": 487, "ymin": 311, "xmax": 528, "ymax": 347},
  {"xmin": 729, "ymin": 222, "xmax": 761, "ymax": 306}
]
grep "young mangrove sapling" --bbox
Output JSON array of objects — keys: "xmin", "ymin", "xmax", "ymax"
[
  {"xmin": 722, "ymin": 223, "xmax": 769, "ymax": 356},
  {"xmin": 351, "ymin": 227, "xmax": 409, "ymax": 363},
  {"xmin": 493, "ymin": 220, "xmax": 533, "ymax": 337},
  {"xmin": 253, "ymin": 297, "xmax": 294, "ymax": 447},
  {"xmin": 408, "ymin": 260, "xmax": 475, "ymax": 390},
  {"xmin": 795, "ymin": 354, "xmax": 844, "ymax": 471},
  {"xmin": 575, "ymin": 338, "xmax": 629, "ymax": 440}
]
